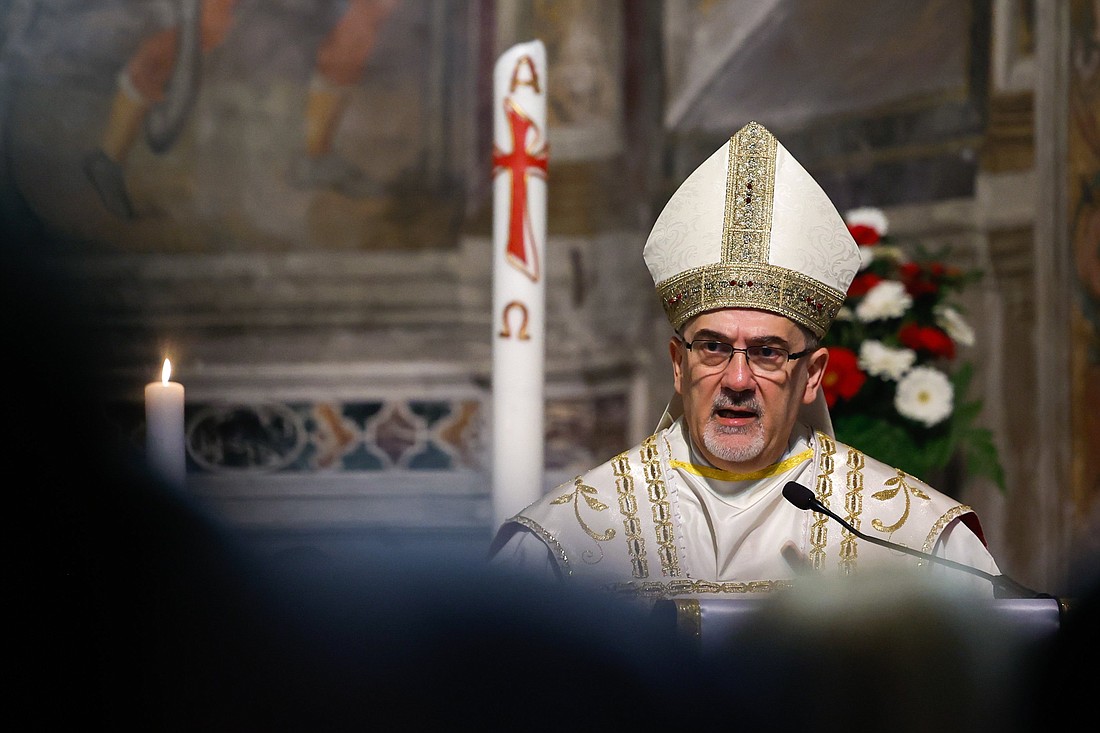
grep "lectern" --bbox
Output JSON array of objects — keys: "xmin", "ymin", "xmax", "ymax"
[{"xmin": 652, "ymin": 596, "xmax": 1066, "ymax": 655}]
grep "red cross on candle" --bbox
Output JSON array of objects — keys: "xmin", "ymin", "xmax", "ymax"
[{"xmin": 493, "ymin": 97, "xmax": 548, "ymax": 282}]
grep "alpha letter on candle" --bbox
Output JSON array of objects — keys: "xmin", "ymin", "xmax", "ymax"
[{"xmin": 145, "ymin": 358, "xmax": 186, "ymax": 488}]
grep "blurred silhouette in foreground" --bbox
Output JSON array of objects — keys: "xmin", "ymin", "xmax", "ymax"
[
  {"xmin": 692, "ymin": 573, "xmax": 1055, "ymax": 733},
  {"xmin": 5, "ymin": 226, "xmax": 691, "ymax": 730}
]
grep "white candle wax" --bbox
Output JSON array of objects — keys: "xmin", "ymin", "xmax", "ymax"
[
  {"xmin": 491, "ymin": 40, "xmax": 548, "ymax": 529},
  {"xmin": 145, "ymin": 358, "xmax": 186, "ymax": 488}
]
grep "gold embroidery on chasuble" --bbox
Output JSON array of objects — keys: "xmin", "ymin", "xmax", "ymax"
[
  {"xmin": 613, "ymin": 451, "xmax": 649, "ymax": 579},
  {"xmin": 676, "ymin": 599, "xmax": 702, "ymax": 642},
  {"xmin": 510, "ymin": 515, "xmax": 572, "ymax": 576},
  {"xmin": 871, "ymin": 469, "xmax": 932, "ymax": 534},
  {"xmin": 608, "ymin": 578, "xmax": 794, "ymax": 600},
  {"xmin": 641, "ymin": 435, "xmax": 681, "ymax": 577},
  {"xmin": 550, "ymin": 476, "xmax": 614, "ymax": 565},
  {"xmin": 920, "ymin": 504, "xmax": 975, "ymax": 559},
  {"xmin": 840, "ymin": 447, "xmax": 866, "ymax": 574},
  {"xmin": 810, "ymin": 432, "xmax": 836, "ymax": 569}
]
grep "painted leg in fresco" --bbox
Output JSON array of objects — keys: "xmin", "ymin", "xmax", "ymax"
[
  {"xmin": 84, "ymin": 0, "xmax": 237, "ymax": 218},
  {"xmin": 289, "ymin": 0, "xmax": 400, "ymax": 198}
]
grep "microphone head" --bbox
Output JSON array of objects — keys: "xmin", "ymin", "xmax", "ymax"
[{"xmin": 783, "ymin": 481, "xmax": 816, "ymax": 511}]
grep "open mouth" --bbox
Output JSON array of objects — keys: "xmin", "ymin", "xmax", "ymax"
[{"xmin": 715, "ymin": 406, "xmax": 757, "ymax": 420}]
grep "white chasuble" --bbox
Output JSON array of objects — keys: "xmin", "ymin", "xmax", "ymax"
[{"xmin": 489, "ymin": 419, "xmax": 1000, "ymax": 600}]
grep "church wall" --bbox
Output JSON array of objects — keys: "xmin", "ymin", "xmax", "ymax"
[
  {"xmin": 1066, "ymin": 0, "xmax": 1100, "ymax": 591},
  {"xmin": 1, "ymin": 0, "xmax": 656, "ymax": 562},
  {"xmin": 3, "ymin": 0, "xmax": 1090, "ymax": 593}
]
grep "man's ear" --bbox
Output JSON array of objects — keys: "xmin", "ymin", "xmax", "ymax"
[
  {"xmin": 669, "ymin": 337, "xmax": 685, "ymax": 395},
  {"xmin": 802, "ymin": 346, "xmax": 829, "ymax": 405}
]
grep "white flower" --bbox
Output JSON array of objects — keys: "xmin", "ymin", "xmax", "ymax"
[
  {"xmin": 859, "ymin": 340, "xmax": 916, "ymax": 381},
  {"xmin": 855, "ymin": 280, "xmax": 912, "ymax": 322},
  {"xmin": 844, "ymin": 206, "xmax": 889, "ymax": 235},
  {"xmin": 859, "ymin": 244, "xmax": 908, "ymax": 272},
  {"xmin": 895, "ymin": 367, "xmax": 953, "ymax": 427},
  {"xmin": 858, "ymin": 246, "xmax": 876, "ymax": 271},
  {"xmin": 835, "ymin": 305, "xmax": 854, "ymax": 321},
  {"xmin": 934, "ymin": 305, "xmax": 975, "ymax": 347}
]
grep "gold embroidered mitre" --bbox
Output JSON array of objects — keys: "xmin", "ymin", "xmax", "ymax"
[{"xmin": 643, "ymin": 121, "xmax": 861, "ymax": 337}]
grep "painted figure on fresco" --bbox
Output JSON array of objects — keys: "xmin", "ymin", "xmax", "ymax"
[{"xmin": 83, "ymin": 0, "xmax": 400, "ymax": 219}]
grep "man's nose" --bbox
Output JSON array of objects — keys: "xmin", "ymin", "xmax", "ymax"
[{"xmin": 720, "ymin": 350, "xmax": 757, "ymax": 389}]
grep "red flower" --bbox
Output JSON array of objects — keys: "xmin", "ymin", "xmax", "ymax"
[
  {"xmin": 821, "ymin": 347, "xmax": 866, "ymax": 407},
  {"xmin": 848, "ymin": 224, "xmax": 881, "ymax": 245},
  {"xmin": 847, "ymin": 272, "xmax": 882, "ymax": 298},
  {"xmin": 899, "ymin": 323, "xmax": 956, "ymax": 359},
  {"xmin": 899, "ymin": 262, "xmax": 940, "ymax": 297}
]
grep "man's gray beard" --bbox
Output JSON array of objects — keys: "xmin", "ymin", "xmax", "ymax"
[
  {"xmin": 702, "ymin": 395, "xmax": 766, "ymax": 464},
  {"xmin": 703, "ymin": 421, "xmax": 767, "ymax": 464}
]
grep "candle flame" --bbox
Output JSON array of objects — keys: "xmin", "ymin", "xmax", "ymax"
[{"xmin": 161, "ymin": 358, "xmax": 172, "ymax": 385}]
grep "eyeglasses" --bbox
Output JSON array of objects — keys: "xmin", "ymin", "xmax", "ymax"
[{"xmin": 679, "ymin": 339, "xmax": 812, "ymax": 373}]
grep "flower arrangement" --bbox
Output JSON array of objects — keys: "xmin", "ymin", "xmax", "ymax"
[{"xmin": 820, "ymin": 207, "xmax": 1005, "ymax": 493}]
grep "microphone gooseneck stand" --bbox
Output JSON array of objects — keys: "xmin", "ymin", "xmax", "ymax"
[{"xmin": 781, "ymin": 481, "xmax": 1046, "ymax": 599}]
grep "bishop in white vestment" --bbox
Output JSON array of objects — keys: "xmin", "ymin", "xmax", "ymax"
[{"xmin": 489, "ymin": 121, "xmax": 1002, "ymax": 600}]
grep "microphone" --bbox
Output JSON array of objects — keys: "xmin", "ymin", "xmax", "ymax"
[{"xmin": 782, "ymin": 481, "xmax": 1043, "ymax": 599}]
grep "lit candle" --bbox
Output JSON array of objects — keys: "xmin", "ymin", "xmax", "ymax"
[{"xmin": 145, "ymin": 358, "xmax": 186, "ymax": 488}]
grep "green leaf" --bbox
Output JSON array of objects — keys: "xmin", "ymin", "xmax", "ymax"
[
  {"xmin": 832, "ymin": 414, "xmax": 943, "ymax": 483},
  {"xmin": 952, "ymin": 400, "xmax": 983, "ymax": 425},
  {"xmin": 961, "ymin": 426, "xmax": 1007, "ymax": 491},
  {"xmin": 950, "ymin": 361, "xmax": 974, "ymax": 393},
  {"xmin": 920, "ymin": 430, "xmax": 955, "ymax": 469}
]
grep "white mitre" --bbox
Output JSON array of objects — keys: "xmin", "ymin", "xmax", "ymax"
[{"xmin": 645, "ymin": 121, "xmax": 861, "ymax": 433}]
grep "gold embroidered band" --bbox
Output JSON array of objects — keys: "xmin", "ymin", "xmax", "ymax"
[
  {"xmin": 642, "ymin": 434, "xmax": 680, "ymax": 577},
  {"xmin": 613, "ymin": 451, "xmax": 649, "ymax": 578}
]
